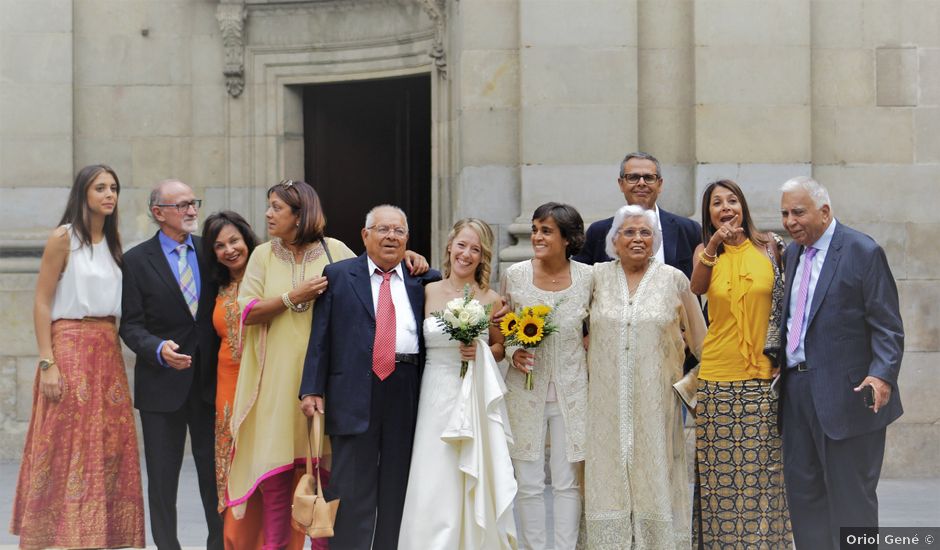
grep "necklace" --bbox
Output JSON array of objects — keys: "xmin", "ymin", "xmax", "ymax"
[{"xmin": 447, "ymin": 278, "xmax": 476, "ymax": 294}]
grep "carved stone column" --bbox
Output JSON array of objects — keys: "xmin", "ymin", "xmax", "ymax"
[
  {"xmin": 217, "ymin": 1, "xmax": 248, "ymax": 97},
  {"xmin": 417, "ymin": 0, "xmax": 447, "ymax": 78}
]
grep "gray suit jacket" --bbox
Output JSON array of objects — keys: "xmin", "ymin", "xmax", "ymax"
[{"xmin": 780, "ymin": 221, "xmax": 904, "ymax": 440}]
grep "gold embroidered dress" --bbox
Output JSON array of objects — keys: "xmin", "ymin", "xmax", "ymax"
[
  {"xmin": 584, "ymin": 260, "xmax": 705, "ymax": 550},
  {"xmin": 226, "ymin": 237, "xmax": 354, "ymax": 513}
]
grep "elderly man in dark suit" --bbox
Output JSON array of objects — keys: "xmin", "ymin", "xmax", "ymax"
[
  {"xmin": 572, "ymin": 151, "xmax": 701, "ymax": 278},
  {"xmin": 778, "ymin": 176, "xmax": 904, "ymax": 549},
  {"xmin": 120, "ymin": 180, "xmax": 222, "ymax": 550},
  {"xmin": 299, "ymin": 205, "xmax": 440, "ymax": 550}
]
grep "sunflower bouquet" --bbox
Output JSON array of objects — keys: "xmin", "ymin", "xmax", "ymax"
[
  {"xmin": 499, "ymin": 304, "xmax": 559, "ymax": 390},
  {"xmin": 431, "ymin": 284, "xmax": 493, "ymax": 377}
]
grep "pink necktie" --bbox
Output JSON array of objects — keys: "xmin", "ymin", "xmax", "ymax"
[
  {"xmin": 372, "ymin": 270, "xmax": 396, "ymax": 381},
  {"xmin": 787, "ymin": 247, "xmax": 818, "ymax": 355}
]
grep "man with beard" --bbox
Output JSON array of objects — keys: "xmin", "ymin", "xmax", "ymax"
[{"xmin": 120, "ymin": 179, "xmax": 222, "ymax": 550}]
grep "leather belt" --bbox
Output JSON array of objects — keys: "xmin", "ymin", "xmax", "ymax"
[{"xmin": 395, "ymin": 352, "xmax": 419, "ymax": 365}]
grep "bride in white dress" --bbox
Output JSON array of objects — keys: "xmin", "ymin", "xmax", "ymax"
[{"xmin": 398, "ymin": 219, "xmax": 518, "ymax": 550}]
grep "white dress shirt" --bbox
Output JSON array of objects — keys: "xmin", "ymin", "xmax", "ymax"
[
  {"xmin": 786, "ymin": 219, "xmax": 837, "ymax": 367},
  {"xmin": 653, "ymin": 204, "xmax": 665, "ymax": 265},
  {"xmin": 367, "ymin": 257, "xmax": 419, "ymax": 354}
]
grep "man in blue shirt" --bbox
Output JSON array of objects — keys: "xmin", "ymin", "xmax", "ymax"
[{"xmin": 120, "ymin": 180, "xmax": 222, "ymax": 550}]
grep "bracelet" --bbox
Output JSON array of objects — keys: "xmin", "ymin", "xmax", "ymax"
[
  {"xmin": 281, "ymin": 292, "xmax": 310, "ymax": 313},
  {"xmin": 698, "ymin": 250, "xmax": 717, "ymax": 267},
  {"xmin": 702, "ymin": 249, "xmax": 717, "ymax": 261}
]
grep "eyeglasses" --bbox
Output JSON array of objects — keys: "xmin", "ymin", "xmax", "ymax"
[
  {"xmin": 620, "ymin": 173, "xmax": 661, "ymax": 185},
  {"xmin": 278, "ymin": 179, "xmax": 294, "ymax": 188},
  {"xmin": 156, "ymin": 199, "xmax": 202, "ymax": 212},
  {"xmin": 618, "ymin": 228, "xmax": 654, "ymax": 239},
  {"xmin": 368, "ymin": 225, "xmax": 408, "ymax": 238}
]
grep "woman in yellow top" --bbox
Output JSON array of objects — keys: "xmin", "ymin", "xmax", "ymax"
[{"xmin": 690, "ymin": 179, "xmax": 792, "ymax": 549}]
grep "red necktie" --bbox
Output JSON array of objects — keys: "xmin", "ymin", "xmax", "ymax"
[{"xmin": 372, "ymin": 269, "xmax": 396, "ymax": 380}]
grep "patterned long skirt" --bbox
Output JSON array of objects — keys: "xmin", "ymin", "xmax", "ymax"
[
  {"xmin": 692, "ymin": 379, "xmax": 792, "ymax": 550},
  {"xmin": 10, "ymin": 318, "xmax": 145, "ymax": 549}
]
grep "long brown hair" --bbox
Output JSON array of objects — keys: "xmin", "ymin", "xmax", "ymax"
[
  {"xmin": 58, "ymin": 164, "xmax": 123, "ymax": 266},
  {"xmin": 700, "ymin": 179, "xmax": 767, "ymax": 256}
]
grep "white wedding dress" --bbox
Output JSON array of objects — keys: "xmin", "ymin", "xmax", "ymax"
[{"xmin": 398, "ymin": 318, "xmax": 518, "ymax": 550}]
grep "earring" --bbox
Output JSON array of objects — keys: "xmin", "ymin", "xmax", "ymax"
[{"xmin": 295, "ymin": 222, "xmax": 300, "ymax": 227}]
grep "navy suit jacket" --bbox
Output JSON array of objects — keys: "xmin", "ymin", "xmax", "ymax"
[
  {"xmin": 572, "ymin": 206, "xmax": 702, "ymax": 278},
  {"xmin": 120, "ymin": 231, "xmax": 219, "ymax": 412},
  {"xmin": 299, "ymin": 254, "xmax": 441, "ymax": 435},
  {"xmin": 779, "ymin": 221, "xmax": 904, "ymax": 440}
]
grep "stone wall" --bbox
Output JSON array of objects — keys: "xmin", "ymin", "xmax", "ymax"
[{"xmin": 1, "ymin": 0, "xmax": 937, "ymax": 474}]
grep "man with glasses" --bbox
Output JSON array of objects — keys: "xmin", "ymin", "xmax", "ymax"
[
  {"xmin": 299, "ymin": 204, "xmax": 440, "ymax": 549},
  {"xmin": 573, "ymin": 151, "xmax": 702, "ymax": 279},
  {"xmin": 120, "ymin": 179, "xmax": 222, "ymax": 550}
]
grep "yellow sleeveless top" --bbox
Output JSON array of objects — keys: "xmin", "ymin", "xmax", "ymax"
[{"xmin": 699, "ymin": 240, "xmax": 774, "ymax": 381}]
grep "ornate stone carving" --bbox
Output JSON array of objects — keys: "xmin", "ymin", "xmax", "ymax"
[
  {"xmin": 417, "ymin": 0, "xmax": 447, "ymax": 78},
  {"xmin": 217, "ymin": 2, "xmax": 248, "ymax": 97}
]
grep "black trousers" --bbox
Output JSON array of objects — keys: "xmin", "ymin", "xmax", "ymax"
[
  {"xmin": 327, "ymin": 363, "xmax": 419, "ymax": 550},
  {"xmin": 782, "ymin": 370, "xmax": 885, "ymax": 550},
  {"xmin": 139, "ymin": 381, "xmax": 222, "ymax": 550}
]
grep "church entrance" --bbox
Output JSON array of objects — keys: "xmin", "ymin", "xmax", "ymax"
[{"xmin": 303, "ymin": 74, "xmax": 432, "ymax": 259}]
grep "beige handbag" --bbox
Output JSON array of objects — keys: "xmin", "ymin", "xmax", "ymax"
[{"xmin": 291, "ymin": 412, "xmax": 339, "ymax": 538}]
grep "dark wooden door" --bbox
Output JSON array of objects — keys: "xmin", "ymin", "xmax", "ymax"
[{"xmin": 303, "ymin": 75, "xmax": 431, "ymax": 258}]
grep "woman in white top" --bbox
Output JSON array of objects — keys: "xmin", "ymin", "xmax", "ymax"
[
  {"xmin": 501, "ymin": 202, "xmax": 592, "ymax": 550},
  {"xmin": 11, "ymin": 165, "xmax": 146, "ymax": 549}
]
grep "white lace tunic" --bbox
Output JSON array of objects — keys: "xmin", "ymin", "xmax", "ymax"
[
  {"xmin": 583, "ymin": 260, "xmax": 706, "ymax": 550},
  {"xmin": 500, "ymin": 259, "xmax": 592, "ymax": 463}
]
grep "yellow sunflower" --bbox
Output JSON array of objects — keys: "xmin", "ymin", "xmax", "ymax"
[
  {"xmin": 516, "ymin": 315, "xmax": 545, "ymax": 345},
  {"xmin": 531, "ymin": 305, "xmax": 551, "ymax": 317},
  {"xmin": 499, "ymin": 312, "xmax": 519, "ymax": 337}
]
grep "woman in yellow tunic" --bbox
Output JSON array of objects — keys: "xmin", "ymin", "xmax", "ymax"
[
  {"xmin": 690, "ymin": 179, "xmax": 792, "ymax": 549},
  {"xmin": 226, "ymin": 180, "xmax": 356, "ymax": 549}
]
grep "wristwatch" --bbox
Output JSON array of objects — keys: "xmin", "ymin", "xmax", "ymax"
[{"xmin": 38, "ymin": 358, "xmax": 56, "ymax": 371}]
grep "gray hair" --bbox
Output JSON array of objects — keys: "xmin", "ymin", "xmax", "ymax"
[
  {"xmin": 364, "ymin": 204, "xmax": 409, "ymax": 232},
  {"xmin": 619, "ymin": 151, "xmax": 661, "ymax": 178},
  {"xmin": 605, "ymin": 204, "xmax": 662, "ymax": 260},
  {"xmin": 148, "ymin": 179, "xmax": 187, "ymax": 222},
  {"xmin": 780, "ymin": 176, "xmax": 831, "ymax": 210}
]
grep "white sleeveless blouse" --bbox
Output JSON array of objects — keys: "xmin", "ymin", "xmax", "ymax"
[{"xmin": 50, "ymin": 225, "xmax": 122, "ymax": 320}]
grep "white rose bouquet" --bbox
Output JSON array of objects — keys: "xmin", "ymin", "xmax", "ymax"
[{"xmin": 431, "ymin": 284, "xmax": 492, "ymax": 377}]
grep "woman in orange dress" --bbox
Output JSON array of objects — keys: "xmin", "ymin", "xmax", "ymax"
[
  {"xmin": 203, "ymin": 211, "xmax": 265, "ymax": 549},
  {"xmin": 11, "ymin": 165, "xmax": 145, "ymax": 549}
]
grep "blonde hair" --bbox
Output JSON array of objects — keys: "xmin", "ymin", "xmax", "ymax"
[{"xmin": 442, "ymin": 218, "xmax": 495, "ymax": 290}]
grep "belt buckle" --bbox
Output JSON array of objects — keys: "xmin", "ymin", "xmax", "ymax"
[{"xmin": 797, "ymin": 362, "xmax": 809, "ymax": 372}]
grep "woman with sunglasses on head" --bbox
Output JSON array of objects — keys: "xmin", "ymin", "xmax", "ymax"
[
  {"xmin": 225, "ymin": 181, "xmax": 429, "ymax": 549},
  {"xmin": 11, "ymin": 165, "xmax": 145, "ymax": 549},
  {"xmin": 689, "ymin": 180, "xmax": 791, "ymax": 549}
]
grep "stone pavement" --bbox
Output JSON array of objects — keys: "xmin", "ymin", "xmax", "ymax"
[{"xmin": 1, "ymin": 458, "xmax": 937, "ymax": 549}]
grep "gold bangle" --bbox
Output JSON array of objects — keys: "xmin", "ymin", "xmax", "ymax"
[
  {"xmin": 702, "ymin": 249, "xmax": 717, "ymax": 261},
  {"xmin": 698, "ymin": 250, "xmax": 717, "ymax": 267}
]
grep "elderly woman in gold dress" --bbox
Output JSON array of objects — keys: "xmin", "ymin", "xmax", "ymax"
[{"xmin": 584, "ymin": 204, "xmax": 706, "ymax": 550}]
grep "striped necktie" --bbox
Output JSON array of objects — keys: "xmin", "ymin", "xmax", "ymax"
[
  {"xmin": 786, "ymin": 246, "xmax": 817, "ymax": 355},
  {"xmin": 176, "ymin": 244, "xmax": 198, "ymax": 318}
]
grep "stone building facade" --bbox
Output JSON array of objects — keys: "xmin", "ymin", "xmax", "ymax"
[{"xmin": 1, "ymin": 0, "xmax": 937, "ymax": 474}]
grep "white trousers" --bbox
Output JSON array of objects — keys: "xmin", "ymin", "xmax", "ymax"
[{"xmin": 512, "ymin": 401, "xmax": 581, "ymax": 550}]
